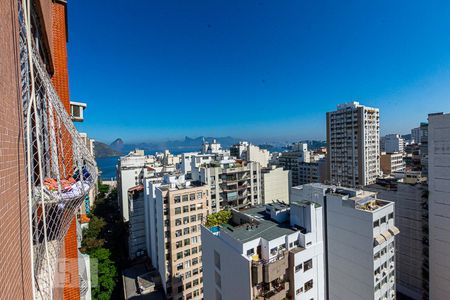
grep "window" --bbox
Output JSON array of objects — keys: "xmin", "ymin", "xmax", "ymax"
[
  {"xmin": 304, "ymin": 279, "xmax": 313, "ymax": 292},
  {"xmin": 380, "ymin": 216, "xmax": 386, "ymax": 224},
  {"xmin": 175, "ymin": 218, "xmax": 182, "ymax": 226},
  {"xmin": 176, "ymin": 263, "xmax": 183, "ymax": 271},
  {"xmin": 193, "ymin": 279, "xmax": 199, "ymax": 286},
  {"xmin": 176, "ymin": 241, "xmax": 183, "ymax": 249},
  {"xmin": 174, "ymin": 196, "xmax": 181, "ymax": 203},
  {"xmin": 304, "ymin": 259, "xmax": 313, "ymax": 271},
  {"xmin": 193, "ymin": 268, "xmax": 199, "ymax": 276},
  {"xmin": 190, "ymin": 204, "xmax": 196, "ymax": 211},
  {"xmin": 190, "ymin": 215, "xmax": 197, "ymax": 222},
  {"xmin": 185, "ymin": 271, "xmax": 192, "ymax": 279},
  {"xmin": 192, "ymin": 257, "xmax": 199, "ymax": 265},
  {"xmin": 270, "ymin": 247, "xmax": 277, "ymax": 255},
  {"xmin": 183, "ymin": 206, "xmax": 189, "ymax": 213},
  {"xmin": 215, "ymin": 271, "xmax": 221, "ymax": 288},
  {"xmin": 373, "ymin": 220, "xmax": 379, "ymax": 227},
  {"xmin": 184, "ymin": 249, "xmax": 191, "ymax": 257},
  {"xmin": 183, "ymin": 217, "xmax": 189, "ymax": 224},
  {"xmin": 197, "ymin": 192, "xmax": 203, "ymax": 199},
  {"xmin": 246, "ymin": 248, "xmax": 254, "ymax": 256},
  {"xmin": 192, "ymin": 247, "xmax": 198, "ymax": 254},
  {"xmin": 388, "ymin": 213, "xmax": 394, "ymax": 220},
  {"xmin": 190, "ymin": 193, "xmax": 196, "ymax": 201},
  {"xmin": 184, "ymin": 238, "xmax": 191, "ymax": 246},
  {"xmin": 182, "ymin": 195, "xmax": 189, "ymax": 202},
  {"xmin": 214, "ymin": 250, "xmax": 221, "ymax": 270},
  {"xmin": 175, "ymin": 207, "xmax": 181, "ymax": 215},
  {"xmin": 191, "ymin": 236, "xmax": 198, "ymax": 244},
  {"xmin": 186, "ymin": 282, "xmax": 192, "ymax": 289},
  {"xmin": 177, "ymin": 252, "xmax": 183, "ymax": 260},
  {"xmin": 191, "ymin": 225, "xmax": 198, "ymax": 233},
  {"xmin": 184, "ymin": 227, "xmax": 190, "ymax": 235},
  {"xmin": 295, "ymin": 264, "xmax": 302, "ymax": 272},
  {"xmin": 296, "ymin": 287, "xmax": 303, "ymax": 294}
]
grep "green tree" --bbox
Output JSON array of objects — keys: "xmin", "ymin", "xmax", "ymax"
[
  {"xmin": 90, "ymin": 247, "xmax": 117, "ymax": 300},
  {"xmin": 205, "ymin": 210, "xmax": 232, "ymax": 227}
]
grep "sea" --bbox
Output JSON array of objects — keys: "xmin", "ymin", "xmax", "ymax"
[{"xmin": 96, "ymin": 156, "xmax": 120, "ymax": 180}]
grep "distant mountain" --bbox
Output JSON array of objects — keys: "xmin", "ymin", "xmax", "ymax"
[
  {"xmin": 110, "ymin": 138, "xmax": 125, "ymax": 151},
  {"xmin": 94, "ymin": 141, "xmax": 122, "ymax": 158},
  {"xmin": 107, "ymin": 136, "xmax": 241, "ymax": 155}
]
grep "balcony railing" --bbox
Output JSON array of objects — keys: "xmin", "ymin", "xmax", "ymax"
[{"xmin": 19, "ymin": 3, "xmax": 97, "ymax": 299}]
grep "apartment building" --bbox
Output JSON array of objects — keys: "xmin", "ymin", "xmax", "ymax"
[
  {"xmin": 261, "ymin": 166, "xmax": 290, "ymax": 204},
  {"xmin": 293, "ymin": 183, "xmax": 398, "ymax": 300},
  {"xmin": 146, "ymin": 175, "xmax": 210, "ymax": 300},
  {"xmin": 327, "ymin": 102, "xmax": 380, "ymax": 187},
  {"xmin": 411, "ymin": 127, "xmax": 421, "ymax": 144},
  {"xmin": 428, "ymin": 112, "xmax": 450, "ymax": 300},
  {"xmin": 201, "ymin": 202, "xmax": 326, "ymax": 300},
  {"xmin": 297, "ymin": 158, "xmax": 328, "ymax": 186},
  {"xmin": 128, "ymin": 185, "xmax": 147, "ymax": 260},
  {"xmin": 230, "ymin": 142, "xmax": 270, "ymax": 168},
  {"xmin": 419, "ymin": 122, "xmax": 429, "ymax": 176},
  {"xmin": 192, "ymin": 158, "xmax": 261, "ymax": 212},
  {"xmin": 278, "ymin": 143, "xmax": 327, "ymax": 187},
  {"xmin": 382, "ymin": 134, "xmax": 405, "ymax": 153},
  {"xmin": 0, "ymin": 0, "xmax": 98, "ymax": 299},
  {"xmin": 365, "ymin": 179, "xmax": 429, "ymax": 300},
  {"xmin": 380, "ymin": 152, "xmax": 405, "ymax": 175}
]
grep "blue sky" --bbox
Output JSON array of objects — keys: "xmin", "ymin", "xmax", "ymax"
[{"xmin": 68, "ymin": 0, "xmax": 450, "ymax": 144}]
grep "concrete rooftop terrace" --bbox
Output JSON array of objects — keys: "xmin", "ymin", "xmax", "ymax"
[{"xmin": 220, "ymin": 206, "xmax": 298, "ymax": 243}]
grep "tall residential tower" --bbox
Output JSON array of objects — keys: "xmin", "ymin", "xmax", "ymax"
[{"xmin": 327, "ymin": 102, "xmax": 380, "ymax": 187}]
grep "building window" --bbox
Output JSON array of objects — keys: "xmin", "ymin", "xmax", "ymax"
[
  {"xmin": 175, "ymin": 207, "xmax": 181, "ymax": 215},
  {"xmin": 304, "ymin": 279, "xmax": 313, "ymax": 292},
  {"xmin": 215, "ymin": 271, "xmax": 221, "ymax": 288},
  {"xmin": 197, "ymin": 192, "xmax": 203, "ymax": 199},
  {"xmin": 214, "ymin": 250, "xmax": 221, "ymax": 270},
  {"xmin": 380, "ymin": 216, "xmax": 386, "ymax": 224},
  {"xmin": 388, "ymin": 213, "xmax": 394, "ymax": 220},
  {"xmin": 184, "ymin": 249, "xmax": 191, "ymax": 257},
  {"xmin": 184, "ymin": 227, "xmax": 190, "ymax": 235},
  {"xmin": 295, "ymin": 264, "xmax": 302, "ymax": 272},
  {"xmin": 183, "ymin": 206, "xmax": 189, "ymax": 213},
  {"xmin": 177, "ymin": 252, "xmax": 183, "ymax": 260},
  {"xmin": 183, "ymin": 195, "xmax": 189, "ymax": 202},
  {"xmin": 304, "ymin": 259, "xmax": 313, "ymax": 271},
  {"xmin": 296, "ymin": 287, "xmax": 303, "ymax": 294},
  {"xmin": 176, "ymin": 241, "xmax": 183, "ymax": 249},
  {"xmin": 190, "ymin": 193, "xmax": 196, "ymax": 201},
  {"xmin": 174, "ymin": 196, "xmax": 181, "ymax": 203},
  {"xmin": 246, "ymin": 248, "xmax": 254, "ymax": 256},
  {"xmin": 176, "ymin": 263, "xmax": 183, "ymax": 271},
  {"xmin": 373, "ymin": 220, "xmax": 379, "ymax": 227}
]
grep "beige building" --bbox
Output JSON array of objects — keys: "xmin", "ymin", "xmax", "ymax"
[
  {"xmin": 380, "ymin": 152, "xmax": 405, "ymax": 175},
  {"xmin": 327, "ymin": 102, "xmax": 380, "ymax": 187},
  {"xmin": 261, "ymin": 166, "xmax": 290, "ymax": 204},
  {"xmin": 151, "ymin": 176, "xmax": 210, "ymax": 300}
]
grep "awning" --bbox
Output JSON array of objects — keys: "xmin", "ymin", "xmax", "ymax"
[
  {"xmin": 374, "ymin": 234, "xmax": 386, "ymax": 246},
  {"xmin": 381, "ymin": 230, "xmax": 393, "ymax": 241},
  {"xmin": 389, "ymin": 226, "xmax": 400, "ymax": 236}
]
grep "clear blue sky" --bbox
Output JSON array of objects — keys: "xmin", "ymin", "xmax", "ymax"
[{"xmin": 68, "ymin": 0, "xmax": 450, "ymax": 144}]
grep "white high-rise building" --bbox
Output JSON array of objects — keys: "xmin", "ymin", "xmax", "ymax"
[
  {"xmin": 382, "ymin": 134, "xmax": 405, "ymax": 153},
  {"xmin": 327, "ymin": 102, "xmax": 380, "ymax": 187},
  {"xmin": 192, "ymin": 158, "xmax": 261, "ymax": 212},
  {"xmin": 230, "ymin": 141, "xmax": 270, "ymax": 167},
  {"xmin": 201, "ymin": 202, "xmax": 326, "ymax": 300},
  {"xmin": 428, "ymin": 112, "xmax": 450, "ymax": 300},
  {"xmin": 292, "ymin": 183, "xmax": 398, "ymax": 300}
]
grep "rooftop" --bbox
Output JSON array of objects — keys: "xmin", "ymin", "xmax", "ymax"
[{"xmin": 220, "ymin": 206, "xmax": 297, "ymax": 243}]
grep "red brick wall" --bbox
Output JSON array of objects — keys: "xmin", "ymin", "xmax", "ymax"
[
  {"xmin": 0, "ymin": 0, "xmax": 33, "ymax": 299},
  {"xmin": 51, "ymin": 2, "xmax": 81, "ymax": 299}
]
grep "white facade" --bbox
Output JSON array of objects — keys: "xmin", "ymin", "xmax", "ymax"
[
  {"xmin": 192, "ymin": 159, "xmax": 261, "ymax": 212},
  {"xmin": 231, "ymin": 141, "xmax": 270, "ymax": 167},
  {"xmin": 292, "ymin": 183, "xmax": 398, "ymax": 300},
  {"xmin": 428, "ymin": 112, "xmax": 450, "ymax": 300},
  {"xmin": 382, "ymin": 134, "xmax": 405, "ymax": 153},
  {"xmin": 261, "ymin": 166, "xmax": 290, "ymax": 204},
  {"xmin": 327, "ymin": 102, "xmax": 380, "ymax": 187},
  {"xmin": 201, "ymin": 202, "xmax": 325, "ymax": 300}
]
